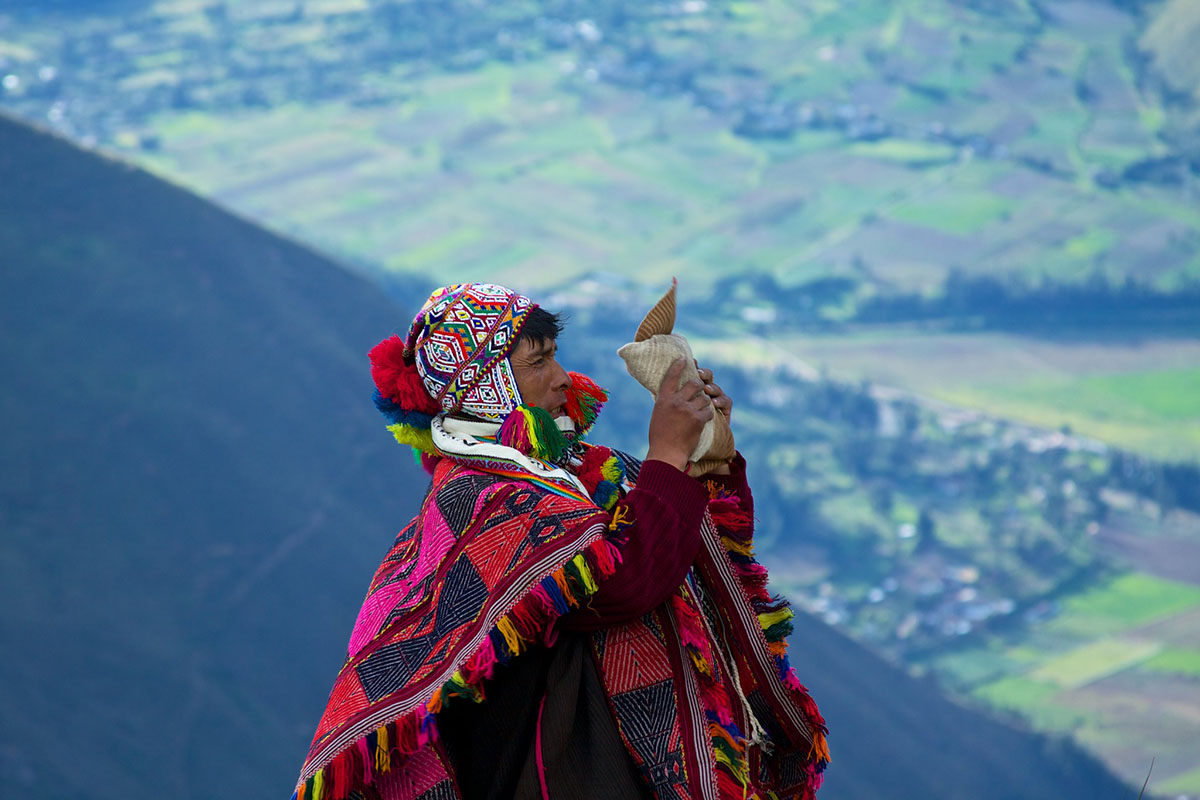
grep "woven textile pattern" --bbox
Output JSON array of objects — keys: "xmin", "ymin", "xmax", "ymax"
[
  {"xmin": 594, "ymin": 618, "xmax": 689, "ymax": 799},
  {"xmin": 300, "ymin": 462, "xmax": 606, "ymax": 768},
  {"xmin": 294, "ymin": 441, "xmax": 827, "ymax": 800},
  {"xmin": 406, "ymin": 283, "xmax": 532, "ymax": 420}
]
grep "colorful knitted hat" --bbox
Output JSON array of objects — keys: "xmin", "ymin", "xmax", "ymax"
[
  {"xmin": 406, "ymin": 283, "xmax": 533, "ymax": 419},
  {"xmin": 368, "ymin": 283, "xmax": 531, "ymax": 453},
  {"xmin": 370, "ymin": 282, "xmax": 610, "ymax": 466}
]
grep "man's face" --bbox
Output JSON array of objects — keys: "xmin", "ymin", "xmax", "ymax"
[{"xmin": 509, "ymin": 337, "xmax": 571, "ymax": 417}]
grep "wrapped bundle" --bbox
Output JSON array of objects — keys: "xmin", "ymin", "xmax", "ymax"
[{"xmin": 617, "ymin": 280, "xmax": 736, "ymax": 476}]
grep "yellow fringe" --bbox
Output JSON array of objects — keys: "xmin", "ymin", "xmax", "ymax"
[
  {"xmin": 688, "ymin": 651, "xmax": 713, "ymax": 676},
  {"xmin": 496, "ymin": 617, "xmax": 524, "ymax": 655},
  {"xmin": 522, "ymin": 408, "xmax": 540, "ymax": 451},
  {"xmin": 387, "ymin": 423, "xmax": 436, "ymax": 455},
  {"xmin": 713, "ymin": 746, "xmax": 748, "ymax": 784},
  {"xmin": 376, "ymin": 725, "xmax": 390, "ymax": 773},
  {"xmin": 723, "ymin": 535, "xmax": 754, "ymax": 557},
  {"xmin": 758, "ymin": 607, "xmax": 793, "ymax": 630},
  {"xmin": 571, "ymin": 554, "xmax": 598, "ymax": 594},
  {"xmin": 311, "ymin": 769, "xmax": 324, "ymax": 800},
  {"xmin": 609, "ymin": 505, "xmax": 630, "ymax": 530}
]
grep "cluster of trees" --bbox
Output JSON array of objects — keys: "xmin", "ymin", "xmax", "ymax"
[
  {"xmin": 1108, "ymin": 450, "xmax": 1200, "ymax": 513},
  {"xmin": 857, "ymin": 268, "xmax": 1200, "ymax": 332},
  {"xmin": 696, "ymin": 269, "xmax": 1200, "ymax": 334}
]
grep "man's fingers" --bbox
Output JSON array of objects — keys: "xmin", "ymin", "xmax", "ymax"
[
  {"xmin": 681, "ymin": 379, "xmax": 706, "ymax": 402},
  {"xmin": 698, "ymin": 367, "xmax": 714, "ymax": 383},
  {"xmin": 659, "ymin": 357, "xmax": 688, "ymax": 394}
]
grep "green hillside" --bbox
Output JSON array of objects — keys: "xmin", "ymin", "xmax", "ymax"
[
  {"xmin": 787, "ymin": 610, "xmax": 1135, "ymax": 800},
  {"xmin": 0, "ymin": 113, "xmax": 1139, "ymax": 799},
  {"xmin": 1, "ymin": 0, "xmax": 1196, "ymax": 465},
  {"xmin": 0, "ymin": 0, "xmax": 1196, "ymax": 297}
]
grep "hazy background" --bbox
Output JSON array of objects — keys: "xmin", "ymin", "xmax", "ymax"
[{"xmin": 1, "ymin": 0, "xmax": 1197, "ymax": 797}]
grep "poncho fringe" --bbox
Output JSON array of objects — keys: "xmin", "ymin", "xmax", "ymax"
[
  {"xmin": 292, "ymin": 532, "xmax": 623, "ymax": 800},
  {"xmin": 707, "ymin": 487, "xmax": 830, "ymax": 793}
]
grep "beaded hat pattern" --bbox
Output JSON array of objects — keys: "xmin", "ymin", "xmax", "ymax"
[
  {"xmin": 407, "ymin": 283, "xmax": 532, "ymax": 419},
  {"xmin": 368, "ymin": 283, "xmax": 533, "ymax": 459}
]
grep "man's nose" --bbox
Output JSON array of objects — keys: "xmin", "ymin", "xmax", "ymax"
[{"xmin": 552, "ymin": 361, "xmax": 571, "ymax": 391}]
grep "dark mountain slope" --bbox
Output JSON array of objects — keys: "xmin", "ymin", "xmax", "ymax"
[
  {"xmin": 786, "ymin": 610, "xmax": 1132, "ymax": 799},
  {"xmin": 0, "ymin": 113, "xmax": 1132, "ymax": 799},
  {"xmin": 0, "ymin": 113, "xmax": 424, "ymax": 797}
]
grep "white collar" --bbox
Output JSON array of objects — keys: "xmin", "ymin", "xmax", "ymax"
[{"xmin": 433, "ymin": 415, "xmax": 590, "ymax": 496}]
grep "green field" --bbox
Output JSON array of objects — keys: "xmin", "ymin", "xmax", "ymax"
[
  {"xmin": 931, "ymin": 572, "xmax": 1200, "ymax": 795},
  {"xmin": 1047, "ymin": 572, "xmax": 1200, "ymax": 639},
  {"xmin": 5, "ymin": 0, "xmax": 1194, "ymax": 299},
  {"xmin": 1144, "ymin": 648, "xmax": 1200, "ymax": 678},
  {"xmin": 1030, "ymin": 638, "xmax": 1160, "ymax": 689},
  {"xmin": 759, "ymin": 329, "xmax": 1200, "ymax": 462}
]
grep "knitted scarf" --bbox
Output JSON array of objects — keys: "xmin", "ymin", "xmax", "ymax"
[{"xmin": 293, "ymin": 423, "xmax": 828, "ymax": 800}]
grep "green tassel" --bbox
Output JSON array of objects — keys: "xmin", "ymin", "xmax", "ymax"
[{"xmin": 528, "ymin": 405, "xmax": 569, "ymax": 461}]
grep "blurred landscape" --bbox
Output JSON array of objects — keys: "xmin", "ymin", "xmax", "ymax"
[{"xmin": 2, "ymin": 0, "xmax": 1198, "ymax": 797}]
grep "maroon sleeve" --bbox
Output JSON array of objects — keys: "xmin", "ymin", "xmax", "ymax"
[{"xmin": 563, "ymin": 459, "xmax": 709, "ymax": 630}]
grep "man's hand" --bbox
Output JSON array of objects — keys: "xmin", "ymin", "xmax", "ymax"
[
  {"xmin": 696, "ymin": 363, "xmax": 732, "ymax": 423},
  {"xmin": 646, "ymin": 357, "xmax": 714, "ymax": 471},
  {"xmin": 697, "ymin": 362, "xmax": 734, "ymax": 475}
]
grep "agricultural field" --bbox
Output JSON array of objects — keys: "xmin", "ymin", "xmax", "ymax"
[
  {"xmin": 2, "ymin": 1, "xmax": 1195, "ymax": 470},
  {"xmin": 925, "ymin": 564, "xmax": 1200, "ymax": 796},
  {"xmin": 749, "ymin": 327, "xmax": 1200, "ymax": 462},
  {"xmin": 0, "ymin": 0, "xmax": 1197, "ymax": 297}
]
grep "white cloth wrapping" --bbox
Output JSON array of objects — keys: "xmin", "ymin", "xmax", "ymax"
[{"xmin": 617, "ymin": 332, "xmax": 715, "ymax": 463}]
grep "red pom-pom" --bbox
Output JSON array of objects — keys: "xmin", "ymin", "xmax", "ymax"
[
  {"xmin": 576, "ymin": 445, "xmax": 612, "ymax": 494},
  {"xmin": 368, "ymin": 335, "xmax": 440, "ymax": 414}
]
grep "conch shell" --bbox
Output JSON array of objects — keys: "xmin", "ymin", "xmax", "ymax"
[{"xmin": 617, "ymin": 280, "xmax": 736, "ymax": 476}]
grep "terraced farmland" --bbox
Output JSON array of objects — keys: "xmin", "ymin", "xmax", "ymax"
[
  {"xmin": 926, "ymin": 540, "xmax": 1200, "ymax": 795},
  {"xmin": 735, "ymin": 328, "xmax": 1200, "ymax": 462},
  {"xmin": 1, "ymin": 0, "xmax": 1197, "ymax": 297}
]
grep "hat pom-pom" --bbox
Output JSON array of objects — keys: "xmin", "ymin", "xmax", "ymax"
[
  {"xmin": 370, "ymin": 334, "xmax": 441, "ymax": 458},
  {"xmin": 369, "ymin": 335, "xmax": 440, "ymax": 415},
  {"xmin": 564, "ymin": 372, "xmax": 608, "ymax": 435}
]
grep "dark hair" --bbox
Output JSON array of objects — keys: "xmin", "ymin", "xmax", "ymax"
[{"xmin": 515, "ymin": 306, "xmax": 565, "ymax": 348}]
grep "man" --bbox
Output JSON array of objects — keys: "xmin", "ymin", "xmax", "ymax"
[{"xmin": 293, "ymin": 283, "xmax": 828, "ymax": 800}]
